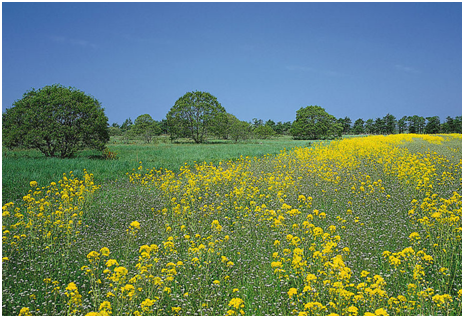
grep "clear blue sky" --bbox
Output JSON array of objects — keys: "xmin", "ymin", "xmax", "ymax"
[{"xmin": 2, "ymin": 1, "xmax": 462, "ymax": 125}]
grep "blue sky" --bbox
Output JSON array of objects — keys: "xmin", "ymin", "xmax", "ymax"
[{"xmin": 2, "ymin": 1, "xmax": 462, "ymax": 125}]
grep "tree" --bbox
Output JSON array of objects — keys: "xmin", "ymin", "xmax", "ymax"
[
  {"xmin": 373, "ymin": 117, "xmax": 385, "ymax": 134},
  {"xmin": 425, "ymin": 116, "xmax": 440, "ymax": 134},
  {"xmin": 120, "ymin": 118, "xmax": 133, "ymax": 132},
  {"xmin": 417, "ymin": 116, "xmax": 426, "ymax": 134},
  {"xmin": 227, "ymin": 114, "xmax": 252, "ymax": 142},
  {"xmin": 442, "ymin": 116, "xmax": 454, "ymax": 133},
  {"xmin": 3, "ymin": 84, "xmax": 109, "ymax": 158},
  {"xmin": 251, "ymin": 118, "xmax": 264, "ymax": 129},
  {"xmin": 290, "ymin": 105, "xmax": 342, "ymax": 140},
  {"xmin": 453, "ymin": 116, "xmax": 462, "ymax": 133},
  {"xmin": 166, "ymin": 91, "xmax": 227, "ymax": 143},
  {"xmin": 265, "ymin": 119, "xmax": 277, "ymax": 133},
  {"xmin": 352, "ymin": 118, "xmax": 365, "ymax": 135},
  {"xmin": 282, "ymin": 121, "xmax": 292, "ymax": 134},
  {"xmin": 338, "ymin": 116, "xmax": 352, "ymax": 135},
  {"xmin": 133, "ymin": 114, "xmax": 161, "ymax": 143},
  {"xmin": 383, "ymin": 113, "xmax": 397, "ymax": 134},
  {"xmin": 158, "ymin": 119, "xmax": 169, "ymax": 135},
  {"xmin": 254, "ymin": 125, "xmax": 275, "ymax": 139},
  {"xmin": 108, "ymin": 126, "xmax": 122, "ymax": 136},
  {"xmin": 398, "ymin": 116, "xmax": 408, "ymax": 134},
  {"xmin": 365, "ymin": 119, "xmax": 375, "ymax": 134},
  {"xmin": 408, "ymin": 115, "xmax": 426, "ymax": 134}
]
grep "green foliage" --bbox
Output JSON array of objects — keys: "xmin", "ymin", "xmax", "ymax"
[
  {"xmin": 398, "ymin": 116, "xmax": 408, "ymax": 134},
  {"xmin": 226, "ymin": 114, "xmax": 252, "ymax": 142},
  {"xmin": 108, "ymin": 126, "xmax": 122, "ymax": 136},
  {"xmin": 290, "ymin": 105, "xmax": 342, "ymax": 140},
  {"xmin": 338, "ymin": 116, "xmax": 352, "ymax": 134},
  {"xmin": 408, "ymin": 115, "xmax": 426, "ymax": 134},
  {"xmin": 166, "ymin": 91, "xmax": 227, "ymax": 143},
  {"xmin": 442, "ymin": 116, "xmax": 462, "ymax": 134},
  {"xmin": 365, "ymin": 119, "xmax": 374, "ymax": 134},
  {"xmin": 2, "ymin": 84, "xmax": 109, "ymax": 158},
  {"xmin": 253, "ymin": 124, "xmax": 275, "ymax": 139},
  {"xmin": 102, "ymin": 147, "xmax": 118, "ymax": 160},
  {"xmin": 384, "ymin": 113, "xmax": 396, "ymax": 134},
  {"xmin": 120, "ymin": 118, "xmax": 133, "ymax": 132},
  {"xmin": 425, "ymin": 116, "xmax": 441, "ymax": 134},
  {"xmin": 373, "ymin": 117, "xmax": 385, "ymax": 134},
  {"xmin": 352, "ymin": 118, "xmax": 365, "ymax": 134},
  {"xmin": 133, "ymin": 114, "xmax": 161, "ymax": 143}
]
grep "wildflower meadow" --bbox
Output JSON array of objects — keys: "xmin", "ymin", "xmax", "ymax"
[{"xmin": 2, "ymin": 134, "xmax": 462, "ymax": 316}]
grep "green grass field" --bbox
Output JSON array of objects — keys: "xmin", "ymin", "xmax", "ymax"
[
  {"xmin": 2, "ymin": 134, "xmax": 461, "ymax": 316},
  {"xmin": 2, "ymin": 136, "xmax": 314, "ymax": 205}
]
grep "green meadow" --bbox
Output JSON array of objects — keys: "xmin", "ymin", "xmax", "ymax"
[
  {"xmin": 1, "ymin": 134, "xmax": 461, "ymax": 316},
  {"xmin": 2, "ymin": 136, "xmax": 313, "ymax": 205}
]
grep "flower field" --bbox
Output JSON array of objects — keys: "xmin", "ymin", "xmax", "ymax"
[{"xmin": 2, "ymin": 134, "xmax": 462, "ymax": 316}]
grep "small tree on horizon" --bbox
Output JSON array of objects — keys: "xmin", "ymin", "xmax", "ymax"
[
  {"xmin": 166, "ymin": 91, "xmax": 227, "ymax": 143},
  {"xmin": 352, "ymin": 118, "xmax": 365, "ymax": 135},
  {"xmin": 290, "ymin": 105, "xmax": 342, "ymax": 140},
  {"xmin": 133, "ymin": 114, "xmax": 161, "ymax": 143}
]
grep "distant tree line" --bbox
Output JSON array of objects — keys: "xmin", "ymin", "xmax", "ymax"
[
  {"xmin": 5, "ymin": 84, "xmax": 461, "ymax": 158},
  {"xmin": 108, "ymin": 91, "xmax": 295, "ymax": 143},
  {"xmin": 111, "ymin": 94, "xmax": 461, "ymax": 143},
  {"xmin": 337, "ymin": 114, "xmax": 462, "ymax": 136}
]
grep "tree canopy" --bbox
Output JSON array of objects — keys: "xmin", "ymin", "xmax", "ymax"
[
  {"xmin": 166, "ymin": 91, "xmax": 227, "ymax": 143},
  {"xmin": 290, "ymin": 105, "xmax": 342, "ymax": 140},
  {"xmin": 3, "ymin": 84, "xmax": 109, "ymax": 158},
  {"xmin": 133, "ymin": 114, "xmax": 161, "ymax": 143}
]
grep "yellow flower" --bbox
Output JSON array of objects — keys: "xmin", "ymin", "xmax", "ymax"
[
  {"xmin": 374, "ymin": 308, "xmax": 388, "ymax": 316},
  {"xmin": 106, "ymin": 259, "xmax": 119, "ymax": 267},
  {"xmin": 360, "ymin": 270, "xmax": 370, "ymax": 277},
  {"xmin": 347, "ymin": 306, "xmax": 358, "ymax": 315},
  {"xmin": 228, "ymin": 297, "xmax": 244, "ymax": 309},
  {"xmin": 287, "ymin": 287, "xmax": 298, "ymax": 298},
  {"xmin": 87, "ymin": 251, "xmax": 100, "ymax": 260},
  {"xmin": 409, "ymin": 232, "xmax": 420, "ymax": 240},
  {"xmin": 19, "ymin": 307, "xmax": 32, "ymax": 316},
  {"xmin": 99, "ymin": 301, "xmax": 112, "ymax": 312},
  {"xmin": 66, "ymin": 282, "xmax": 78, "ymax": 291},
  {"xmin": 100, "ymin": 247, "xmax": 110, "ymax": 257},
  {"xmin": 141, "ymin": 298, "xmax": 156, "ymax": 309},
  {"xmin": 85, "ymin": 312, "xmax": 101, "ymax": 316},
  {"xmin": 130, "ymin": 221, "xmax": 140, "ymax": 229},
  {"xmin": 271, "ymin": 261, "xmax": 282, "ymax": 268},
  {"xmin": 29, "ymin": 181, "xmax": 38, "ymax": 188},
  {"xmin": 171, "ymin": 307, "xmax": 181, "ymax": 314}
]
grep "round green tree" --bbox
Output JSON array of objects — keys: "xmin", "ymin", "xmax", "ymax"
[
  {"xmin": 3, "ymin": 84, "xmax": 109, "ymax": 158},
  {"xmin": 290, "ymin": 105, "xmax": 342, "ymax": 140},
  {"xmin": 133, "ymin": 114, "xmax": 161, "ymax": 143},
  {"xmin": 166, "ymin": 91, "xmax": 227, "ymax": 143}
]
